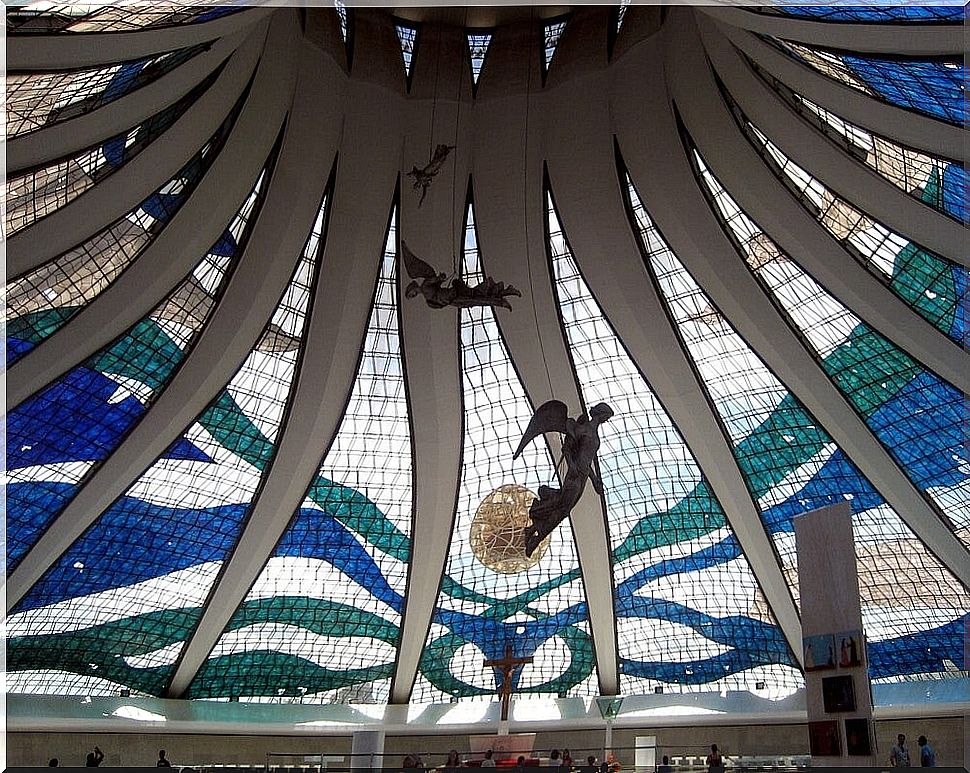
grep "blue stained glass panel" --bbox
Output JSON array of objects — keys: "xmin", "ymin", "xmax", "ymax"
[{"xmin": 761, "ymin": 6, "xmax": 964, "ymax": 22}]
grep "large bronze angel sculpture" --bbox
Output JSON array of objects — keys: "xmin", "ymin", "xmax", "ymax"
[
  {"xmin": 406, "ymin": 143, "xmax": 455, "ymax": 207},
  {"xmin": 513, "ymin": 400, "xmax": 614, "ymax": 556},
  {"xmin": 402, "ymin": 241, "xmax": 521, "ymax": 311}
]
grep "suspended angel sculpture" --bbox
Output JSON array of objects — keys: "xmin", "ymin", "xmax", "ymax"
[
  {"xmin": 406, "ymin": 144, "xmax": 455, "ymax": 207},
  {"xmin": 402, "ymin": 241, "xmax": 521, "ymax": 310},
  {"xmin": 513, "ymin": 399, "xmax": 614, "ymax": 556}
]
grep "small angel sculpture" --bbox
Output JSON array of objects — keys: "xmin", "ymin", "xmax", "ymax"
[
  {"xmin": 406, "ymin": 144, "xmax": 455, "ymax": 207},
  {"xmin": 402, "ymin": 241, "xmax": 521, "ymax": 311},
  {"xmin": 513, "ymin": 399, "xmax": 614, "ymax": 556}
]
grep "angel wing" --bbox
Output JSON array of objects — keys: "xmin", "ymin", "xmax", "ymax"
[
  {"xmin": 512, "ymin": 399, "xmax": 569, "ymax": 459},
  {"xmin": 401, "ymin": 241, "xmax": 439, "ymax": 280},
  {"xmin": 430, "ymin": 143, "xmax": 455, "ymax": 167}
]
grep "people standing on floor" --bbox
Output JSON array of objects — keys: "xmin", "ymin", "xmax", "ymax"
[
  {"xmin": 657, "ymin": 756, "xmax": 672, "ymax": 773},
  {"xmin": 480, "ymin": 749, "xmax": 496, "ymax": 768},
  {"xmin": 515, "ymin": 755, "xmax": 528, "ymax": 771},
  {"xmin": 705, "ymin": 745, "xmax": 724, "ymax": 773},
  {"xmin": 157, "ymin": 749, "xmax": 173, "ymax": 767},
  {"xmin": 549, "ymin": 750, "xmax": 562, "ymax": 769},
  {"xmin": 444, "ymin": 749, "xmax": 462, "ymax": 769},
  {"xmin": 48, "ymin": 759, "xmax": 58, "ymax": 767},
  {"xmin": 562, "ymin": 749, "xmax": 573, "ymax": 771},
  {"xmin": 581, "ymin": 755, "xmax": 597, "ymax": 773},
  {"xmin": 85, "ymin": 747, "xmax": 104, "ymax": 767},
  {"xmin": 917, "ymin": 736, "xmax": 936, "ymax": 767},
  {"xmin": 890, "ymin": 734, "xmax": 912, "ymax": 767}
]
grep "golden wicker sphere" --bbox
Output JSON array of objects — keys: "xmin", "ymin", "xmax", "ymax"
[{"xmin": 470, "ymin": 484, "xmax": 550, "ymax": 573}]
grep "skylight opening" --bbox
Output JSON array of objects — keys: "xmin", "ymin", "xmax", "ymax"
[
  {"xmin": 542, "ymin": 19, "xmax": 566, "ymax": 77},
  {"xmin": 467, "ymin": 31, "xmax": 492, "ymax": 89},
  {"xmin": 395, "ymin": 21, "xmax": 418, "ymax": 85},
  {"xmin": 335, "ymin": 0, "xmax": 348, "ymax": 42}
]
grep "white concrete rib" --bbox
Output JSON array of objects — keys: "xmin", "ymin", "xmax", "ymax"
[
  {"xmin": 658, "ymin": 9, "xmax": 970, "ymax": 587},
  {"xmin": 714, "ymin": 22, "xmax": 967, "ymax": 164},
  {"xmin": 557, "ymin": 38, "xmax": 803, "ymax": 667},
  {"xmin": 7, "ymin": 21, "xmax": 268, "ymax": 280},
  {"xmin": 470, "ymin": 15, "xmax": 620, "ymax": 696},
  {"xmin": 391, "ymin": 17, "xmax": 469, "ymax": 705},
  {"xmin": 698, "ymin": 7, "xmax": 965, "ymax": 57},
  {"xmin": 166, "ymin": 37, "xmax": 359, "ymax": 699},
  {"xmin": 698, "ymin": 16, "xmax": 968, "ymax": 267},
  {"xmin": 6, "ymin": 10, "xmax": 303, "ymax": 611},
  {"xmin": 7, "ymin": 26, "xmax": 256, "ymax": 174},
  {"xmin": 6, "ymin": 7, "xmax": 275, "ymax": 71}
]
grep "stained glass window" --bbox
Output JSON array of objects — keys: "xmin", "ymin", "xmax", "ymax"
[
  {"xmin": 753, "ymin": 6, "xmax": 964, "ymax": 23},
  {"xmin": 413, "ymin": 200, "xmax": 595, "ymax": 703},
  {"xmin": 6, "ymin": 69, "xmax": 219, "ymax": 236},
  {"xmin": 776, "ymin": 40, "xmax": 965, "ymax": 125},
  {"xmin": 6, "ymin": 45, "xmax": 205, "ymax": 137},
  {"xmin": 543, "ymin": 19, "xmax": 566, "ymax": 75},
  {"xmin": 395, "ymin": 22, "xmax": 418, "ymax": 83},
  {"xmin": 749, "ymin": 62, "xmax": 966, "ymax": 222},
  {"xmin": 730, "ymin": 109, "xmax": 966, "ymax": 347},
  {"xmin": 335, "ymin": 0, "xmax": 348, "ymax": 43},
  {"xmin": 7, "ymin": 150, "xmax": 317, "ymax": 699},
  {"xmin": 6, "ymin": 88, "xmax": 245, "ymax": 365},
  {"xmin": 548, "ymin": 190, "xmax": 800, "ymax": 695},
  {"xmin": 7, "ymin": 156, "xmax": 274, "ymax": 574},
  {"xmin": 627, "ymin": 163, "xmax": 969, "ymax": 681},
  {"xmin": 692, "ymin": 149, "xmax": 970, "ymax": 551},
  {"xmin": 190, "ymin": 205, "xmax": 409, "ymax": 703},
  {"xmin": 467, "ymin": 32, "xmax": 492, "ymax": 88},
  {"xmin": 616, "ymin": 0, "xmax": 631, "ymax": 33},
  {"xmin": 7, "ymin": 4, "xmax": 240, "ymax": 34}
]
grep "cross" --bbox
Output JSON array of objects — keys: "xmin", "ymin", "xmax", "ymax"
[{"xmin": 484, "ymin": 644, "xmax": 533, "ymax": 721}]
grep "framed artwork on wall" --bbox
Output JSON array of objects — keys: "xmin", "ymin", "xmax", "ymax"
[
  {"xmin": 844, "ymin": 718, "xmax": 873, "ymax": 756},
  {"xmin": 835, "ymin": 630, "xmax": 863, "ymax": 667},
  {"xmin": 809, "ymin": 720, "xmax": 841, "ymax": 756},
  {"xmin": 822, "ymin": 674, "xmax": 856, "ymax": 713},
  {"xmin": 803, "ymin": 633, "xmax": 836, "ymax": 671}
]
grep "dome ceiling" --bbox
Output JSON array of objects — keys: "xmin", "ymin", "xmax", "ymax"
[{"xmin": 4, "ymin": 2, "xmax": 968, "ymax": 709}]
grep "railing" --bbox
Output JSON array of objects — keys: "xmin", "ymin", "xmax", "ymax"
[{"xmin": 173, "ymin": 746, "xmax": 811, "ymax": 773}]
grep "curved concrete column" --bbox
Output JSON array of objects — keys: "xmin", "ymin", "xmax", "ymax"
[
  {"xmin": 470, "ymin": 17, "xmax": 619, "ymax": 696},
  {"xmin": 166, "ymin": 47, "xmax": 355, "ymax": 699},
  {"xmin": 664, "ymin": 13, "xmax": 970, "ymax": 399},
  {"xmin": 650, "ymin": 9, "xmax": 969, "ymax": 586},
  {"xmin": 554, "ymin": 41, "xmax": 802, "ymax": 666},
  {"xmin": 8, "ymin": 11, "xmax": 297, "ymax": 423},
  {"xmin": 7, "ymin": 7, "xmax": 274, "ymax": 71},
  {"xmin": 391, "ymin": 19, "xmax": 469, "ymax": 705},
  {"xmin": 699, "ymin": 7, "xmax": 964, "ymax": 56},
  {"xmin": 716, "ymin": 22, "xmax": 967, "ymax": 163},
  {"xmin": 7, "ymin": 25, "xmax": 259, "ymax": 173},
  {"xmin": 7, "ymin": 25, "xmax": 266, "ymax": 278},
  {"xmin": 6, "ymin": 11, "xmax": 305, "ymax": 614},
  {"xmin": 698, "ymin": 17, "xmax": 968, "ymax": 266}
]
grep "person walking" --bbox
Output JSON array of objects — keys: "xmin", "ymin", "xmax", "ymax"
[
  {"xmin": 890, "ymin": 734, "xmax": 912, "ymax": 767},
  {"xmin": 917, "ymin": 736, "xmax": 936, "ymax": 767}
]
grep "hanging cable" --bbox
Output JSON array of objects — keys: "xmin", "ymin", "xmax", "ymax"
[
  {"xmin": 452, "ymin": 6, "xmax": 468, "ymax": 278},
  {"xmin": 521, "ymin": 8, "xmax": 556, "ymax": 400}
]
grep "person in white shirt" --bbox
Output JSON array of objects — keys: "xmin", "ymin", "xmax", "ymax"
[
  {"xmin": 480, "ymin": 750, "xmax": 496, "ymax": 768},
  {"xmin": 890, "ymin": 734, "xmax": 911, "ymax": 767}
]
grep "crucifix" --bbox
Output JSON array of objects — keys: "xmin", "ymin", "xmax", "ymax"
[{"xmin": 484, "ymin": 644, "xmax": 533, "ymax": 722}]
